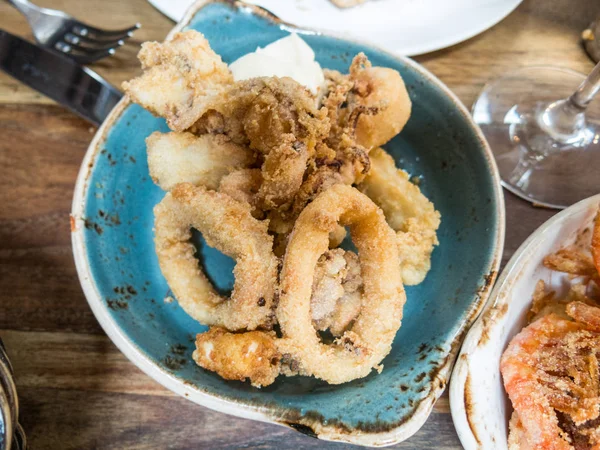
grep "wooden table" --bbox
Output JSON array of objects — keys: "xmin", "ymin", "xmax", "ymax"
[{"xmin": 0, "ymin": 0, "xmax": 597, "ymax": 448}]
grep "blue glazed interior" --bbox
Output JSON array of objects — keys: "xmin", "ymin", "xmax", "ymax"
[{"xmin": 81, "ymin": 2, "xmax": 500, "ymax": 432}]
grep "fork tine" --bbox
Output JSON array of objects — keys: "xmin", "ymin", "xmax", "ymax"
[
  {"xmin": 64, "ymin": 32, "xmax": 124, "ymax": 50},
  {"xmin": 55, "ymin": 41, "xmax": 117, "ymax": 64},
  {"xmin": 71, "ymin": 23, "xmax": 140, "ymax": 41}
]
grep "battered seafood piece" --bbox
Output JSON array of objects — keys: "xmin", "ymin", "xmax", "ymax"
[
  {"xmin": 358, "ymin": 147, "xmax": 441, "ymax": 285},
  {"xmin": 154, "ymin": 183, "xmax": 278, "ymax": 331},
  {"xmin": 501, "ymin": 313, "xmax": 600, "ymax": 450},
  {"xmin": 323, "ymin": 54, "xmax": 412, "ymax": 150},
  {"xmin": 193, "ymin": 327, "xmax": 280, "ymax": 388},
  {"xmin": 228, "ymin": 77, "xmax": 329, "ymax": 210},
  {"xmin": 277, "ymin": 185, "xmax": 406, "ymax": 384},
  {"xmin": 123, "ymin": 31, "xmax": 232, "ymax": 131},
  {"xmin": 566, "ymin": 301, "xmax": 600, "ymax": 331},
  {"xmin": 218, "ymin": 168, "xmax": 263, "ymax": 218},
  {"xmin": 257, "ymin": 139, "xmax": 309, "ymax": 210},
  {"xmin": 311, "ymin": 249, "xmax": 363, "ymax": 336},
  {"xmin": 348, "ymin": 58, "xmax": 412, "ymax": 149},
  {"xmin": 146, "ymin": 131, "xmax": 254, "ymax": 191}
]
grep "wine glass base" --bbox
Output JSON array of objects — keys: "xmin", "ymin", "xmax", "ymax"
[{"xmin": 473, "ymin": 66, "xmax": 600, "ymax": 209}]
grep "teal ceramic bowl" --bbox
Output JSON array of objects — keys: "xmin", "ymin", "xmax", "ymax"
[{"xmin": 71, "ymin": 0, "xmax": 505, "ymax": 446}]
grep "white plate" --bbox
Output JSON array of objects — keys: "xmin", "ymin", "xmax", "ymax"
[
  {"xmin": 147, "ymin": 0, "xmax": 523, "ymax": 56},
  {"xmin": 449, "ymin": 194, "xmax": 600, "ymax": 450}
]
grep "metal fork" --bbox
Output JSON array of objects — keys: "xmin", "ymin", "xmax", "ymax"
[{"xmin": 6, "ymin": 0, "xmax": 140, "ymax": 64}]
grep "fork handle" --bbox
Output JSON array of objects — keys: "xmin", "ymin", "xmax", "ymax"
[{"xmin": 6, "ymin": 0, "xmax": 41, "ymax": 22}]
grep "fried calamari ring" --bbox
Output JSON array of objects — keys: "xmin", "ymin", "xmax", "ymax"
[
  {"xmin": 193, "ymin": 327, "xmax": 280, "ymax": 388},
  {"xmin": 358, "ymin": 147, "xmax": 441, "ymax": 285},
  {"xmin": 147, "ymin": 131, "xmax": 255, "ymax": 191},
  {"xmin": 277, "ymin": 184, "xmax": 405, "ymax": 384},
  {"xmin": 154, "ymin": 183, "xmax": 278, "ymax": 330}
]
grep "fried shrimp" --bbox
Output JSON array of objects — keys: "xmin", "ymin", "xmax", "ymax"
[
  {"xmin": 146, "ymin": 131, "xmax": 255, "ymax": 191},
  {"xmin": 123, "ymin": 31, "xmax": 232, "ymax": 131},
  {"xmin": 566, "ymin": 301, "xmax": 600, "ymax": 331},
  {"xmin": 358, "ymin": 147, "xmax": 440, "ymax": 285},
  {"xmin": 277, "ymin": 184, "xmax": 405, "ymax": 384},
  {"xmin": 193, "ymin": 327, "xmax": 280, "ymax": 388},
  {"xmin": 154, "ymin": 183, "xmax": 278, "ymax": 330},
  {"xmin": 501, "ymin": 313, "xmax": 600, "ymax": 449}
]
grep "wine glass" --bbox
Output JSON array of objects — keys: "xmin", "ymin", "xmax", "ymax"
[{"xmin": 472, "ymin": 62, "xmax": 600, "ymax": 209}]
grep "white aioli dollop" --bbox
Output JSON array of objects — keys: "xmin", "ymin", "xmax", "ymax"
[{"xmin": 229, "ymin": 33, "xmax": 325, "ymax": 95}]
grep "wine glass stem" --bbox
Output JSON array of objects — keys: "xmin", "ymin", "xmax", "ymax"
[
  {"xmin": 537, "ymin": 61, "xmax": 600, "ymax": 145},
  {"xmin": 570, "ymin": 60, "xmax": 600, "ymax": 108}
]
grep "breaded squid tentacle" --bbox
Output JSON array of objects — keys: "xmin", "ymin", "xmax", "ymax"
[
  {"xmin": 153, "ymin": 183, "xmax": 278, "ymax": 330},
  {"xmin": 277, "ymin": 184, "xmax": 406, "ymax": 384}
]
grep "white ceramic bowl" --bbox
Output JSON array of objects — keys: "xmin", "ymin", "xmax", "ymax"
[{"xmin": 449, "ymin": 194, "xmax": 600, "ymax": 450}]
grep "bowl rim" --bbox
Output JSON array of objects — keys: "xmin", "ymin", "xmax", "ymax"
[
  {"xmin": 449, "ymin": 193, "xmax": 600, "ymax": 450},
  {"xmin": 70, "ymin": 0, "xmax": 505, "ymax": 446}
]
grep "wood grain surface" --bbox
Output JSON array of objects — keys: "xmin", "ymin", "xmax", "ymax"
[{"xmin": 0, "ymin": 0, "xmax": 598, "ymax": 448}]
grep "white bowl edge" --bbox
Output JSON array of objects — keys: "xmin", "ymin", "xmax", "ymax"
[{"xmin": 449, "ymin": 193, "xmax": 600, "ymax": 450}]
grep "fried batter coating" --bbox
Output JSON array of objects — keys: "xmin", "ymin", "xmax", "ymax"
[
  {"xmin": 218, "ymin": 168, "xmax": 263, "ymax": 218},
  {"xmin": 358, "ymin": 147, "xmax": 441, "ymax": 285},
  {"xmin": 199, "ymin": 77, "xmax": 330, "ymax": 210},
  {"xmin": 123, "ymin": 31, "xmax": 232, "ymax": 131},
  {"xmin": 257, "ymin": 139, "xmax": 309, "ymax": 210},
  {"xmin": 193, "ymin": 327, "xmax": 280, "ymax": 388},
  {"xmin": 241, "ymin": 79, "xmax": 329, "ymax": 154},
  {"xmin": 507, "ymin": 412, "xmax": 528, "ymax": 450},
  {"xmin": 501, "ymin": 313, "xmax": 600, "ymax": 449},
  {"xmin": 277, "ymin": 185, "xmax": 406, "ymax": 384},
  {"xmin": 323, "ymin": 54, "xmax": 411, "ymax": 150},
  {"xmin": 348, "ymin": 57, "xmax": 412, "ymax": 149},
  {"xmin": 567, "ymin": 301, "xmax": 600, "ymax": 331},
  {"xmin": 146, "ymin": 131, "xmax": 255, "ymax": 191},
  {"xmin": 544, "ymin": 248, "xmax": 598, "ymax": 278},
  {"xmin": 154, "ymin": 183, "xmax": 278, "ymax": 330}
]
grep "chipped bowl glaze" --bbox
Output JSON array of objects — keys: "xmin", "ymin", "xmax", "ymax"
[
  {"xmin": 450, "ymin": 194, "xmax": 600, "ymax": 450},
  {"xmin": 71, "ymin": 0, "xmax": 504, "ymax": 446}
]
